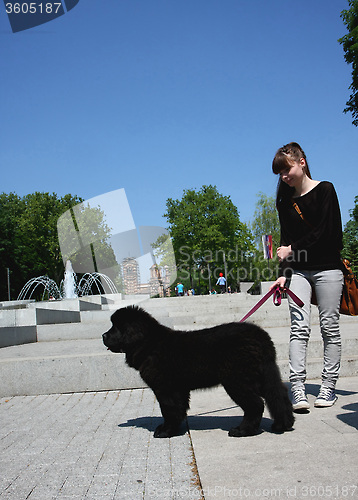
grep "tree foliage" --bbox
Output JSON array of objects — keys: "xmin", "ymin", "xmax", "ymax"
[
  {"xmin": 164, "ymin": 185, "xmax": 254, "ymax": 292},
  {"xmin": 338, "ymin": 0, "xmax": 358, "ymax": 126},
  {"xmin": 250, "ymin": 192, "xmax": 280, "ymax": 251},
  {"xmin": 57, "ymin": 202, "xmax": 118, "ymax": 276},
  {"xmin": 342, "ymin": 195, "xmax": 358, "ymax": 274},
  {"xmin": 0, "ymin": 192, "xmax": 82, "ymax": 301}
]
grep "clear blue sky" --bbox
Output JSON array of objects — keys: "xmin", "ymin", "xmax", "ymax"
[{"xmin": 1, "ymin": 0, "xmax": 357, "ymax": 233}]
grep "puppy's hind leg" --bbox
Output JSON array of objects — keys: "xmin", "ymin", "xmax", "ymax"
[
  {"xmin": 153, "ymin": 389, "xmax": 190, "ymax": 438},
  {"xmin": 223, "ymin": 383, "xmax": 264, "ymax": 437},
  {"xmin": 262, "ymin": 361, "xmax": 295, "ymax": 433}
]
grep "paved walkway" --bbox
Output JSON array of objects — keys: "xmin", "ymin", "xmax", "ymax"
[
  {"xmin": 1, "ymin": 377, "xmax": 357, "ymax": 499},
  {"xmin": 0, "ymin": 389, "xmax": 200, "ymax": 499},
  {"xmin": 188, "ymin": 377, "xmax": 358, "ymax": 500}
]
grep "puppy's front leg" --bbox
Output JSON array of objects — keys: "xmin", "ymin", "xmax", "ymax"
[{"xmin": 153, "ymin": 389, "xmax": 190, "ymax": 438}]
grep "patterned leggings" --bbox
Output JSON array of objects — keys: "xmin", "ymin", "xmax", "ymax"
[{"xmin": 287, "ymin": 269, "xmax": 344, "ymax": 390}]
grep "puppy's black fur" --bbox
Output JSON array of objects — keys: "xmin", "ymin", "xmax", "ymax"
[{"xmin": 103, "ymin": 306, "xmax": 294, "ymax": 438}]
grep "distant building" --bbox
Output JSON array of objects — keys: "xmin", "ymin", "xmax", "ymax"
[
  {"xmin": 121, "ymin": 257, "xmax": 171, "ymax": 297},
  {"xmin": 121, "ymin": 258, "xmax": 173, "ymax": 297},
  {"xmin": 121, "ymin": 258, "xmax": 140, "ymax": 295},
  {"xmin": 149, "ymin": 265, "xmax": 172, "ymax": 297}
]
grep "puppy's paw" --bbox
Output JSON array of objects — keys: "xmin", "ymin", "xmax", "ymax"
[
  {"xmin": 270, "ymin": 422, "xmax": 285, "ymax": 434},
  {"xmin": 271, "ymin": 421, "xmax": 294, "ymax": 434},
  {"xmin": 228, "ymin": 426, "xmax": 259, "ymax": 437},
  {"xmin": 154, "ymin": 424, "xmax": 175, "ymax": 438}
]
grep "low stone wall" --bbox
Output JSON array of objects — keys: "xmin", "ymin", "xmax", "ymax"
[
  {"xmin": 0, "ymin": 300, "xmax": 35, "ymax": 310},
  {"xmin": 0, "ymin": 294, "xmax": 123, "ymax": 348},
  {"xmin": 0, "ymin": 308, "xmax": 37, "ymax": 348},
  {"xmin": 0, "ymin": 326, "xmax": 37, "ymax": 348},
  {"xmin": 0, "ymin": 351, "xmax": 146, "ymax": 397}
]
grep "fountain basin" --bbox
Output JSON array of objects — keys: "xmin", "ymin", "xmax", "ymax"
[{"xmin": 0, "ymin": 300, "xmax": 35, "ymax": 310}]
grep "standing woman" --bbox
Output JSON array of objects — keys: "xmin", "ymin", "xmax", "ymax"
[{"xmin": 270, "ymin": 142, "xmax": 344, "ymax": 412}]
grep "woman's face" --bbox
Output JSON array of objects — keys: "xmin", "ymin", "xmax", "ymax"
[{"xmin": 279, "ymin": 157, "xmax": 305, "ymax": 188}]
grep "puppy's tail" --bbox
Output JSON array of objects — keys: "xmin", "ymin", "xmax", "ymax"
[{"xmin": 263, "ymin": 360, "xmax": 294, "ymax": 433}]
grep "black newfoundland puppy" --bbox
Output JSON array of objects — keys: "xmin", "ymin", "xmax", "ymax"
[{"xmin": 103, "ymin": 306, "xmax": 294, "ymax": 438}]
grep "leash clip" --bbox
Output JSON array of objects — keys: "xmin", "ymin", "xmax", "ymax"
[{"xmin": 273, "ymin": 285, "xmax": 283, "ymax": 306}]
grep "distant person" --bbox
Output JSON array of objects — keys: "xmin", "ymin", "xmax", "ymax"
[
  {"xmin": 216, "ymin": 273, "xmax": 226, "ymax": 293},
  {"xmin": 176, "ymin": 282, "xmax": 184, "ymax": 296},
  {"xmin": 269, "ymin": 142, "xmax": 343, "ymax": 412}
]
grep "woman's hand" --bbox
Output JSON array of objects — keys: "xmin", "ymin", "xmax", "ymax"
[
  {"xmin": 277, "ymin": 245, "xmax": 292, "ymax": 262},
  {"xmin": 269, "ymin": 276, "xmax": 287, "ymax": 291}
]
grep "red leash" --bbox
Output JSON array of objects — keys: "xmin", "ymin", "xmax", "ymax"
[{"xmin": 239, "ymin": 285, "xmax": 304, "ymax": 323}]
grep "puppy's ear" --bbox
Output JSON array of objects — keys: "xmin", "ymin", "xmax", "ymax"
[
  {"xmin": 122, "ymin": 323, "xmax": 144, "ymax": 344},
  {"xmin": 122, "ymin": 323, "xmax": 145, "ymax": 344}
]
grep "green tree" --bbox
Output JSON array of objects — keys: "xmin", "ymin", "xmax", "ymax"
[
  {"xmin": 342, "ymin": 195, "xmax": 358, "ymax": 274},
  {"xmin": 338, "ymin": 0, "xmax": 358, "ymax": 126},
  {"xmin": 0, "ymin": 193, "xmax": 25, "ymax": 300},
  {"xmin": 0, "ymin": 192, "xmax": 82, "ymax": 300},
  {"xmin": 57, "ymin": 201, "xmax": 118, "ymax": 277},
  {"xmin": 16, "ymin": 193, "xmax": 84, "ymax": 283},
  {"xmin": 164, "ymin": 185, "xmax": 254, "ymax": 292},
  {"xmin": 0, "ymin": 192, "xmax": 120, "ymax": 301}
]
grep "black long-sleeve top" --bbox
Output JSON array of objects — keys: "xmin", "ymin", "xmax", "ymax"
[{"xmin": 278, "ymin": 181, "xmax": 343, "ymax": 276}]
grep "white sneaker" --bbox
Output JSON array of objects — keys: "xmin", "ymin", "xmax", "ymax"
[
  {"xmin": 314, "ymin": 387, "xmax": 338, "ymax": 407},
  {"xmin": 291, "ymin": 388, "xmax": 310, "ymax": 412}
]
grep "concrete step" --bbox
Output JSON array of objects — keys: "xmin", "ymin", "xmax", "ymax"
[
  {"xmin": 0, "ymin": 339, "xmax": 145, "ymax": 397},
  {"xmin": 278, "ymin": 356, "xmax": 358, "ymax": 380},
  {"xmin": 169, "ymin": 315, "xmax": 358, "ymax": 330},
  {"xmin": 1, "ymin": 350, "xmax": 357, "ymax": 398},
  {"xmin": 36, "ymin": 305, "xmax": 292, "ymax": 341},
  {"xmin": 35, "ymin": 294, "xmax": 358, "ymax": 341},
  {"xmin": 37, "ymin": 320, "xmax": 112, "ymax": 342},
  {"xmin": 1, "ymin": 322, "xmax": 358, "ymax": 397},
  {"xmin": 1, "ymin": 293, "xmax": 357, "ymax": 397}
]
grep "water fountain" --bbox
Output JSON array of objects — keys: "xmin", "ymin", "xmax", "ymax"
[
  {"xmin": 62, "ymin": 260, "xmax": 77, "ymax": 299},
  {"xmin": 17, "ymin": 260, "xmax": 118, "ymax": 301},
  {"xmin": 77, "ymin": 273, "xmax": 118, "ymax": 296},
  {"xmin": 17, "ymin": 276, "xmax": 62, "ymax": 301}
]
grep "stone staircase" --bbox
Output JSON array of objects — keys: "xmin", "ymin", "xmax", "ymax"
[{"xmin": 1, "ymin": 293, "xmax": 357, "ymax": 397}]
